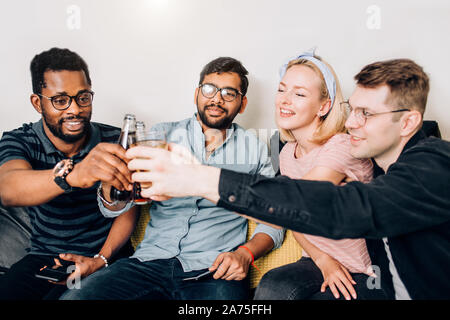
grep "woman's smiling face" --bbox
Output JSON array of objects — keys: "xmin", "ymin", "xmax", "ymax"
[{"xmin": 275, "ymin": 64, "xmax": 324, "ymax": 132}]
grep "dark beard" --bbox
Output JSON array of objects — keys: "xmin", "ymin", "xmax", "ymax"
[
  {"xmin": 42, "ymin": 109, "xmax": 91, "ymax": 143},
  {"xmin": 197, "ymin": 104, "xmax": 241, "ymax": 130}
]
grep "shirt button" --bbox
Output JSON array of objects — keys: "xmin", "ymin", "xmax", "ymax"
[
  {"xmin": 228, "ymin": 195, "xmax": 236, "ymax": 202},
  {"xmin": 268, "ymin": 207, "xmax": 275, "ymax": 214}
]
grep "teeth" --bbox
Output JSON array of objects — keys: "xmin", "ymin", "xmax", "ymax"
[{"xmin": 280, "ymin": 108, "xmax": 295, "ymax": 114}]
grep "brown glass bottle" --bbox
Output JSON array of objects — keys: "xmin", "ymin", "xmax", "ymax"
[{"xmin": 109, "ymin": 114, "xmax": 136, "ymax": 202}]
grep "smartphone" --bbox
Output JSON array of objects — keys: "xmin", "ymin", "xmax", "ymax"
[
  {"xmin": 35, "ymin": 258, "xmax": 75, "ymax": 282},
  {"xmin": 182, "ymin": 270, "xmax": 212, "ymax": 281}
]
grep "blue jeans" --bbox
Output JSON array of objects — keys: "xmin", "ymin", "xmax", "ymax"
[
  {"xmin": 254, "ymin": 257, "xmax": 389, "ymax": 300},
  {"xmin": 60, "ymin": 257, "xmax": 249, "ymax": 300}
]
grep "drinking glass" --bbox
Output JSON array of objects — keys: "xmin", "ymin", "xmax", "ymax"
[{"xmin": 132, "ymin": 129, "xmax": 167, "ymax": 205}]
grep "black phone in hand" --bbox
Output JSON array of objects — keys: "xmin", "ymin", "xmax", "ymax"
[{"xmin": 35, "ymin": 258, "xmax": 75, "ymax": 282}]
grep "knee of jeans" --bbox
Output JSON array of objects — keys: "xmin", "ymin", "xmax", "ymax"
[
  {"xmin": 59, "ymin": 288, "xmax": 80, "ymax": 300},
  {"xmin": 260, "ymin": 268, "xmax": 293, "ymax": 287},
  {"xmin": 59, "ymin": 282, "xmax": 98, "ymax": 300},
  {"xmin": 254, "ymin": 270, "xmax": 290, "ymax": 300},
  {"xmin": 59, "ymin": 276, "xmax": 98, "ymax": 300}
]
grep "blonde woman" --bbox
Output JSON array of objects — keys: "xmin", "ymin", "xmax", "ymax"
[{"xmin": 254, "ymin": 50, "xmax": 388, "ymax": 300}]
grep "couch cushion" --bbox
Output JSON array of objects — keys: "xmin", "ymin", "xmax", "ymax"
[
  {"xmin": 130, "ymin": 205, "xmax": 151, "ymax": 250},
  {"xmin": 0, "ymin": 204, "xmax": 31, "ymax": 268},
  {"xmin": 247, "ymin": 220, "xmax": 302, "ymax": 288}
]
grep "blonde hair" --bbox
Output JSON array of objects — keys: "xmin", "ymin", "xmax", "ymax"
[{"xmin": 278, "ymin": 57, "xmax": 347, "ymax": 145}]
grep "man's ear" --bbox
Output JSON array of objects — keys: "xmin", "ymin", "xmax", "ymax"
[
  {"xmin": 194, "ymin": 87, "xmax": 199, "ymax": 105},
  {"xmin": 238, "ymin": 96, "xmax": 248, "ymax": 114},
  {"xmin": 30, "ymin": 94, "xmax": 42, "ymax": 114},
  {"xmin": 401, "ymin": 110, "xmax": 422, "ymax": 137}
]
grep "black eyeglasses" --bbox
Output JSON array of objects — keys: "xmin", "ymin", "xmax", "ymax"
[
  {"xmin": 340, "ymin": 101, "xmax": 410, "ymax": 126},
  {"xmin": 199, "ymin": 83, "xmax": 242, "ymax": 102},
  {"xmin": 38, "ymin": 90, "xmax": 94, "ymax": 110}
]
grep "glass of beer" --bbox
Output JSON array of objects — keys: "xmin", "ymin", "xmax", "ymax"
[{"xmin": 132, "ymin": 129, "xmax": 167, "ymax": 205}]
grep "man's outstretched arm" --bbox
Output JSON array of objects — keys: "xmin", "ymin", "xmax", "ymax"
[{"xmin": 126, "ymin": 143, "xmax": 450, "ymax": 240}]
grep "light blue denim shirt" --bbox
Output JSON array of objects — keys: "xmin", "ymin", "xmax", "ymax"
[{"xmin": 99, "ymin": 114, "xmax": 284, "ymax": 272}]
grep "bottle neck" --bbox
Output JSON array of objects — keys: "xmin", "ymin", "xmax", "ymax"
[{"xmin": 118, "ymin": 119, "xmax": 136, "ymax": 149}]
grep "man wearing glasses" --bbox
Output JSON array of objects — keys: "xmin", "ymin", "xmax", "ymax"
[
  {"xmin": 60, "ymin": 57, "xmax": 283, "ymax": 300},
  {"xmin": 0, "ymin": 48, "xmax": 137, "ymax": 299},
  {"xmin": 125, "ymin": 58, "xmax": 450, "ymax": 299}
]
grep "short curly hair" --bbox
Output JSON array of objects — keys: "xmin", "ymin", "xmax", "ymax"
[{"xmin": 30, "ymin": 47, "xmax": 91, "ymax": 94}]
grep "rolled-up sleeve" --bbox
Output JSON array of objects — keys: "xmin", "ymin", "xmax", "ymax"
[{"xmin": 252, "ymin": 223, "xmax": 285, "ymax": 249}]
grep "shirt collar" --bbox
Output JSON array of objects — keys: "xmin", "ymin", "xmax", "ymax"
[
  {"xmin": 401, "ymin": 128, "xmax": 427, "ymax": 154},
  {"xmin": 32, "ymin": 119, "xmax": 100, "ymax": 159}
]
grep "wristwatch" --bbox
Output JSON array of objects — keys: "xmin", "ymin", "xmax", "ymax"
[{"xmin": 53, "ymin": 159, "xmax": 74, "ymax": 193}]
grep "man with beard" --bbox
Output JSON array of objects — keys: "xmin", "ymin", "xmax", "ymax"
[
  {"xmin": 60, "ymin": 57, "xmax": 283, "ymax": 300},
  {"xmin": 0, "ymin": 48, "xmax": 137, "ymax": 299}
]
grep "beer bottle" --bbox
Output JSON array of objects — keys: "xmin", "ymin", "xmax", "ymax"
[
  {"xmin": 109, "ymin": 114, "xmax": 136, "ymax": 202},
  {"xmin": 135, "ymin": 121, "xmax": 146, "ymax": 143},
  {"xmin": 118, "ymin": 114, "xmax": 137, "ymax": 149}
]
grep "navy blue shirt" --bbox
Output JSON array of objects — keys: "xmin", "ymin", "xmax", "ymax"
[{"xmin": 0, "ymin": 120, "xmax": 120, "ymax": 256}]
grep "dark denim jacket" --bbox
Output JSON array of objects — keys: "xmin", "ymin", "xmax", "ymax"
[{"xmin": 218, "ymin": 129, "xmax": 450, "ymax": 299}]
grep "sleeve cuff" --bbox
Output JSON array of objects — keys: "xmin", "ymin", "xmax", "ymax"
[
  {"xmin": 252, "ymin": 224, "xmax": 286, "ymax": 250},
  {"xmin": 217, "ymin": 169, "xmax": 257, "ymax": 212},
  {"xmin": 97, "ymin": 197, "xmax": 134, "ymax": 218}
]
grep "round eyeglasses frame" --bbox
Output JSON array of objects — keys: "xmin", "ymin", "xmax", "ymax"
[
  {"xmin": 38, "ymin": 91, "xmax": 95, "ymax": 110},
  {"xmin": 199, "ymin": 83, "xmax": 243, "ymax": 102},
  {"xmin": 340, "ymin": 101, "xmax": 410, "ymax": 126}
]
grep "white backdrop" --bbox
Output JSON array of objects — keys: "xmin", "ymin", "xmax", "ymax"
[{"xmin": 1, "ymin": 0, "xmax": 449, "ymax": 139}]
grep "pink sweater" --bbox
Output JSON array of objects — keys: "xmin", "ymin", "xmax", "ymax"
[{"xmin": 279, "ymin": 133, "xmax": 373, "ymax": 274}]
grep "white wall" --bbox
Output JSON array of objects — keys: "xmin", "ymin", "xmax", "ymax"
[{"xmin": 1, "ymin": 0, "xmax": 449, "ymax": 139}]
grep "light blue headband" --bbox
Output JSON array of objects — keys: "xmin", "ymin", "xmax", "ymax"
[{"xmin": 279, "ymin": 48, "xmax": 337, "ymax": 110}]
